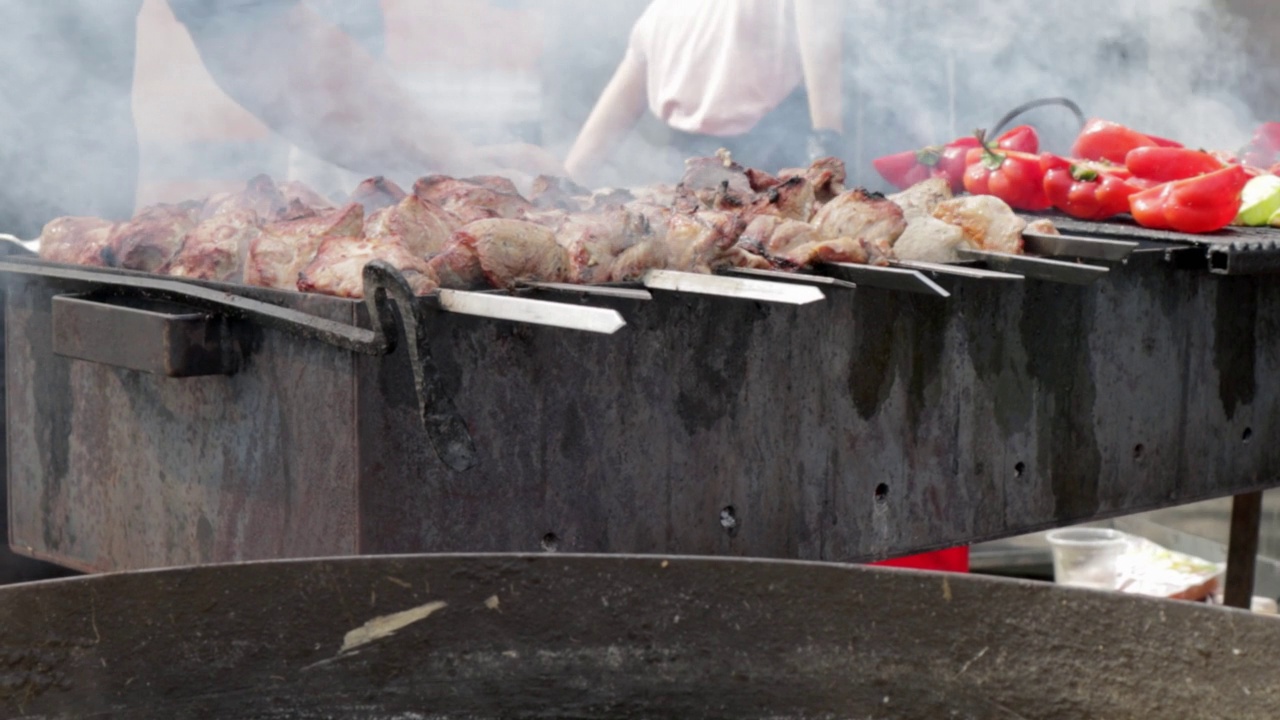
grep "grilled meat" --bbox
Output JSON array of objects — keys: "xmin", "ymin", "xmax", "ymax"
[
  {"xmin": 349, "ymin": 176, "xmax": 408, "ymax": 214},
  {"xmin": 38, "ymin": 217, "xmax": 117, "ymax": 267},
  {"xmin": 201, "ymin": 174, "xmax": 287, "ymax": 221},
  {"xmin": 427, "ymin": 241, "xmax": 488, "ymax": 290},
  {"xmin": 244, "ymin": 202, "xmax": 364, "ymax": 291},
  {"xmin": 931, "ymin": 195, "xmax": 1027, "ymax": 255},
  {"xmin": 297, "ymin": 235, "xmax": 437, "ymax": 298},
  {"xmin": 454, "ymin": 219, "xmax": 571, "ymax": 289},
  {"xmin": 893, "ymin": 217, "xmax": 971, "ymax": 263},
  {"xmin": 414, "ymin": 175, "xmax": 532, "ymax": 225},
  {"xmin": 164, "ymin": 209, "xmax": 261, "ymax": 282},
  {"xmin": 813, "ymin": 189, "xmax": 908, "ymax": 249},
  {"xmin": 108, "ymin": 202, "xmax": 201, "ymax": 273},
  {"xmin": 889, "ymin": 178, "xmax": 952, "ymax": 223},
  {"xmin": 280, "ymin": 180, "xmax": 336, "ymax": 212},
  {"xmin": 364, "ymin": 195, "xmax": 458, "ymax": 259}
]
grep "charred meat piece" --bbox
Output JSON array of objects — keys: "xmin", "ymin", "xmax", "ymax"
[
  {"xmin": 738, "ymin": 214, "xmax": 822, "ymax": 258},
  {"xmin": 609, "ymin": 239, "xmax": 670, "ymax": 281},
  {"xmin": 454, "ymin": 219, "xmax": 571, "ymax": 289},
  {"xmin": 931, "ymin": 195, "xmax": 1027, "ymax": 255},
  {"xmin": 298, "ymin": 235, "xmax": 437, "ymax": 298},
  {"xmin": 782, "ymin": 157, "xmax": 847, "ymax": 205},
  {"xmin": 349, "ymin": 176, "xmax": 408, "ymax": 214},
  {"xmin": 201, "ymin": 174, "xmax": 287, "ymax": 221},
  {"xmin": 108, "ymin": 202, "xmax": 202, "ymax": 272},
  {"xmin": 244, "ymin": 202, "xmax": 365, "ymax": 291},
  {"xmin": 665, "ymin": 210, "xmax": 748, "ymax": 274},
  {"xmin": 164, "ymin": 209, "xmax": 261, "ymax": 282},
  {"xmin": 414, "ymin": 175, "xmax": 532, "ymax": 225},
  {"xmin": 812, "ymin": 188, "xmax": 907, "ymax": 250},
  {"xmin": 889, "ymin": 178, "xmax": 953, "ymax": 223},
  {"xmin": 776, "ymin": 237, "xmax": 875, "ymax": 269},
  {"xmin": 365, "ymin": 195, "xmax": 458, "ymax": 259},
  {"xmin": 38, "ymin": 217, "xmax": 118, "ymax": 267},
  {"xmin": 680, "ymin": 152, "xmax": 753, "ymax": 197}
]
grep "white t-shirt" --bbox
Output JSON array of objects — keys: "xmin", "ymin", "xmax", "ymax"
[{"xmin": 626, "ymin": 0, "xmax": 804, "ymax": 137}]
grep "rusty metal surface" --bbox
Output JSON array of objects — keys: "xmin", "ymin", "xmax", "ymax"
[
  {"xmin": 52, "ymin": 294, "xmax": 239, "ymax": 377},
  {"xmin": 0, "ymin": 554, "xmax": 1277, "ymax": 719},
  {"xmin": 8, "ymin": 252, "xmax": 1280, "ymax": 570},
  {"xmin": 5, "ymin": 273, "xmax": 361, "ymax": 571}
]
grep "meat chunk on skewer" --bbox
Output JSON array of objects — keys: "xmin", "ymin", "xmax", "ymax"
[
  {"xmin": 297, "ymin": 235, "xmax": 437, "ymax": 298},
  {"xmin": 889, "ymin": 178, "xmax": 952, "ymax": 223},
  {"xmin": 892, "ymin": 217, "xmax": 971, "ymax": 263},
  {"xmin": 454, "ymin": 219, "xmax": 571, "ymax": 289},
  {"xmin": 279, "ymin": 180, "xmax": 336, "ymax": 212},
  {"xmin": 427, "ymin": 241, "xmax": 488, "ymax": 290},
  {"xmin": 108, "ymin": 202, "xmax": 202, "ymax": 272},
  {"xmin": 349, "ymin": 176, "xmax": 408, "ymax": 214},
  {"xmin": 364, "ymin": 195, "xmax": 458, "ymax": 259},
  {"xmin": 244, "ymin": 202, "xmax": 364, "ymax": 291},
  {"xmin": 38, "ymin": 217, "xmax": 118, "ymax": 267},
  {"xmin": 812, "ymin": 189, "xmax": 907, "ymax": 250},
  {"xmin": 414, "ymin": 175, "xmax": 532, "ymax": 225},
  {"xmin": 164, "ymin": 209, "xmax": 261, "ymax": 282},
  {"xmin": 201, "ymin": 174, "xmax": 287, "ymax": 221},
  {"xmin": 931, "ymin": 195, "xmax": 1027, "ymax": 255}
]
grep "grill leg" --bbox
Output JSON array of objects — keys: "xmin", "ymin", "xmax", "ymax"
[{"xmin": 1223, "ymin": 490, "xmax": 1264, "ymax": 610}]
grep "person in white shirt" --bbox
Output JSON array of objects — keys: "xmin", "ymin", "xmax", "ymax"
[{"xmin": 565, "ymin": 0, "xmax": 845, "ymax": 185}]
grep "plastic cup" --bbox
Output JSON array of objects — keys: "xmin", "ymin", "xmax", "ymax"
[{"xmin": 1045, "ymin": 528, "xmax": 1129, "ymax": 590}]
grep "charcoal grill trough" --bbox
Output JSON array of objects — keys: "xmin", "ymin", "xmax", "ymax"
[{"xmin": 1, "ymin": 212, "xmax": 1279, "ymax": 576}]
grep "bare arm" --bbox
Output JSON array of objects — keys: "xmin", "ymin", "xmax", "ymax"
[
  {"xmin": 794, "ymin": 0, "xmax": 845, "ymax": 133},
  {"xmin": 563, "ymin": 52, "xmax": 649, "ymax": 186},
  {"xmin": 174, "ymin": 0, "xmax": 560, "ymax": 177}
]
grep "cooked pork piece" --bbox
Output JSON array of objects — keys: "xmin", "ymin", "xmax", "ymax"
[
  {"xmin": 889, "ymin": 178, "xmax": 953, "ymax": 222},
  {"xmin": 738, "ymin": 214, "xmax": 823, "ymax": 258},
  {"xmin": 529, "ymin": 175, "xmax": 591, "ymax": 210},
  {"xmin": 776, "ymin": 237, "xmax": 875, "ymax": 269},
  {"xmin": 812, "ymin": 188, "xmax": 907, "ymax": 249},
  {"xmin": 893, "ymin": 217, "xmax": 971, "ymax": 263},
  {"xmin": 279, "ymin": 181, "xmax": 336, "ymax": 212},
  {"xmin": 414, "ymin": 175, "xmax": 532, "ymax": 224},
  {"xmin": 680, "ymin": 153, "xmax": 753, "ymax": 196},
  {"xmin": 453, "ymin": 218, "xmax": 571, "ymax": 289},
  {"xmin": 349, "ymin": 176, "xmax": 407, "ymax": 214},
  {"xmin": 38, "ymin": 217, "xmax": 118, "ymax": 267},
  {"xmin": 1025, "ymin": 218, "xmax": 1059, "ymax": 236},
  {"xmin": 931, "ymin": 195, "xmax": 1027, "ymax": 255},
  {"xmin": 665, "ymin": 210, "xmax": 748, "ymax": 274},
  {"xmin": 364, "ymin": 195, "xmax": 458, "ymax": 259},
  {"xmin": 201, "ymin": 174, "xmax": 287, "ymax": 221},
  {"xmin": 553, "ymin": 209, "xmax": 637, "ymax": 284},
  {"xmin": 609, "ymin": 239, "xmax": 670, "ymax": 281},
  {"xmin": 426, "ymin": 241, "xmax": 487, "ymax": 290},
  {"xmin": 244, "ymin": 202, "xmax": 364, "ymax": 290},
  {"xmin": 781, "ymin": 157, "xmax": 847, "ymax": 204},
  {"xmin": 297, "ymin": 235, "xmax": 437, "ymax": 298},
  {"xmin": 108, "ymin": 202, "xmax": 202, "ymax": 272},
  {"xmin": 164, "ymin": 209, "xmax": 261, "ymax": 282}
]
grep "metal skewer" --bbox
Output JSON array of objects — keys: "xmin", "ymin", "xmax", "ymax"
[
  {"xmin": 815, "ymin": 262, "xmax": 950, "ymax": 298},
  {"xmin": 642, "ymin": 269, "xmax": 825, "ymax": 305}
]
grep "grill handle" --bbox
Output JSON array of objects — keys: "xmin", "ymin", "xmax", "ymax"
[{"xmin": 0, "ymin": 257, "xmax": 479, "ymax": 472}]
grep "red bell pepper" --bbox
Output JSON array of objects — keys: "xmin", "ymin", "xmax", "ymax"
[
  {"xmin": 1071, "ymin": 119, "xmax": 1184, "ymax": 164},
  {"xmin": 1124, "ymin": 147, "xmax": 1225, "ymax": 183},
  {"xmin": 1241, "ymin": 122, "xmax": 1280, "ymax": 168},
  {"xmin": 963, "ymin": 132, "xmax": 1050, "ymax": 211},
  {"xmin": 872, "ymin": 126, "xmax": 1040, "ymax": 193},
  {"xmin": 1041, "ymin": 154, "xmax": 1142, "ymax": 221},
  {"xmin": 1128, "ymin": 165, "xmax": 1251, "ymax": 233}
]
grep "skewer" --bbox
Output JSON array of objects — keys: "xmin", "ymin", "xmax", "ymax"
[
  {"xmin": 720, "ymin": 267, "xmax": 858, "ymax": 290},
  {"xmin": 955, "ymin": 248, "xmax": 1108, "ymax": 285},
  {"xmin": 1022, "ymin": 231, "xmax": 1138, "ymax": 262},
  {"xmin": 437, "ymin": 289, "xmax": 627, "ymax": 334},
  {"xmin": 520, "ymin": 281, "xmax": 653, "ymax": 301},
  {"xmin": 815, "ymin": 263, "xmax": 950, "ymax": 298},
  {"xmin": 642, "ymin": 269, "xmax": 825, "ymax": 305},
  {"xmin": 891, "ymin": 259, "xmax": 1023, "ymax": 281}
]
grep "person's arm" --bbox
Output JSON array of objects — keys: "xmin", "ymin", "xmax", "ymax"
[
  {"xmin": 563, "ymin": 51, "xmax": 649, "ymax": 186},
  {"xmin": 170, "ymin": 0, "xmax": 561, "ymax": 177},
  {"xmin": 793, "ymin": 0, "xmax": 845, "ymax": 146}
]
